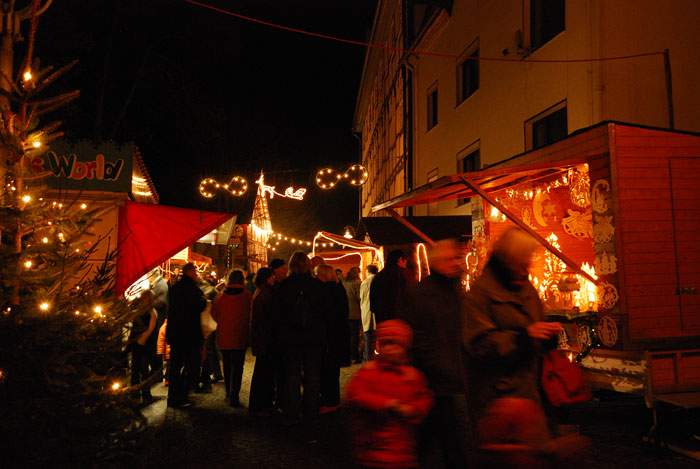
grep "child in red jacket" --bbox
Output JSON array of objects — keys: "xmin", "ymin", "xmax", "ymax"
[{"xmin": 346, "ymin": 320, "xmax": 433, "ymax": 468}]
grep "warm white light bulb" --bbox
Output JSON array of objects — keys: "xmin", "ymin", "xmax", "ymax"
[
  {"xmin": 41, "ymin": 237, "xmax": 49, "ymax": 244},
  {"xmin": 80, "ymin": 203, "xmax": 87, "ymax": 209},
  {"xmin": 93, "ymin": 305, "xmax": 103, "ymax": 314},
  {"xmin": 32, "ymin": 140, "xmax": 41, "ymax": 149},
  {"xmin": 39, "ymin": 302, "xmax": 50, "ymax": 312},
  {"xmin": 111, "ymin": 382, "xmax": 121, "ymax": 391},
  {"xmin": 23, "ymin": 259, "xmax": 33, "ymax": 268},
  {"xmin": 21, "ymin": 194, "xmax": 32, "ymax": 203},
  {"xmin": 23, "ymin": 69, "xmax": 32, "ymax": 82}
]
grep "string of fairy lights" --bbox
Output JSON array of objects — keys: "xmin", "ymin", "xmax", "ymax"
[
  {"xmin": 315, "ymin": 164, "xmax": 369, "ymax": 189},
  {"xmin": 254, "ymin": 225, "xmax": 337, "ymax": 251},
  {"xmin": 198, "ymin": 165, "xmax": 369, "ymax": 199}
]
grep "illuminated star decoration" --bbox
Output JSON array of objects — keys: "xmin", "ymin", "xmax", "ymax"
[
  {"xmin": 254, "ymin": 172, "xmax": 306, "ymax": 201},
  {"xmin": 316, "ymin": 164, "xmax": 369, "ymax": 190},
  {"xmin": 198, "ymin": 176, "xmax": 248, "ymax": 199}
]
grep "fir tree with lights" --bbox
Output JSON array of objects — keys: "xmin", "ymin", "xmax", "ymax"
[{"xmin": 0, "ymin": 2, "xmax": 145, "ymax": 464}]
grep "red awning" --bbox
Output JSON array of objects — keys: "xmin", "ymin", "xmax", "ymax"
[
  {"xmin": 371, "ymin": 156, "xmax": 585, "ymax": 212},
  {"xmin": 116, "ymin": 201, "xmax": 233, "ymax": 295}
]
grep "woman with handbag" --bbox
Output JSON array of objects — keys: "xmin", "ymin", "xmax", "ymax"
[
  {"xmin": 463, "ymin": 228, "xmax": 588, "ymax": 467},
  {"xmin": 211, "ymin": 270, "xmax": 251, "ymax": 407}
]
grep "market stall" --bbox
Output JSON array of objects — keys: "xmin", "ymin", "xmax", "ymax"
[
  {"xmin": 372, "ymin": 122, "xmax": 700, "ymax": 400},
  {"xmin": 312, "ymin": 230, "xmax": 383, "ymax": 277}
]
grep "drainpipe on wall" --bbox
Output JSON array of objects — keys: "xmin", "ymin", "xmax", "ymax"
[
  {"xmin": 663, "ymin": 48, "xmax": 675, "ymax": 130},
  {"xmin": 352, "ymin": 131, "xmax": 363, "ymax": 220}
]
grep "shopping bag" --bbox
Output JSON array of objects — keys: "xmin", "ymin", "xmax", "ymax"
[
  {"xmin": 541, "ymin": 349, "xmax": 591, "ymax": 407},
  {"xmin": 200, "ymin": 300, "xmax": 218, "ymax": 338}
]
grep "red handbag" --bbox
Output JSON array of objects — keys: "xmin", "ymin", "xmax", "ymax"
[{"xmin": 541, "ymin": 349, "xmax": 591, "ymax": 407}]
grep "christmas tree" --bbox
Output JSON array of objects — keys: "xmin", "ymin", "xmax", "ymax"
[{"xmin": 0, "ymin": 2, "xmax": 145, "ymax": 464}]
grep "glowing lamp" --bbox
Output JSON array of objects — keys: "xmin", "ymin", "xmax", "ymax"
[
  {"xmin": 21, "ymin": 194, "xmax": 32, "ymax": 203},
  {"xmin": 111, "ymin": 382, "xmax": 122, "ymax": 391},
  {"xmin": 23, "ymin": 260, "xmax": 33, "ymax": 269},
  {"xmin": 32, "ymin": 140, "xmax": 41, "ymax": 149},
  {"xmin": 22, "ymin": 69, "xmax": 32, "ymax": 82},
  {"xmin": 41, "ymin": 237, "xmax": 49, "ymax": 244},
  {"xmin": 80, "ymin": 203, "xmax": 87, "ymax": 209},
  {"xmin": 39, "ymin": 302, "xmax": 50, "ymax": 312},
  {"xmin": 93, "ymin": 305, "xmax": 103, "ymax": 314}
]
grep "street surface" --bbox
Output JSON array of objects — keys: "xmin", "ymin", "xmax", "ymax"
[{"xmin": 135, "ymin": 352, "xmax": 696, "ymax": 468}]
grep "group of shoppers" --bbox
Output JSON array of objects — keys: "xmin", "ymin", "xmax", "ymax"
[
  {"xmin": 347, "ymin": 229, "xmax": 588, "ymax": 468},
  {"xmin": 129, "ymin": 227, "xmax": 587, "ymax": 467}
]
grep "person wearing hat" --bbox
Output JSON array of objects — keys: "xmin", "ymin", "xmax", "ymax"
[
  {"xmin": 346, "ymin": 319, "xmax": 433, "ymax": 468},
  {"xmin": 268, "ymin": 258, "xmax": 288, "ymax": 284}
]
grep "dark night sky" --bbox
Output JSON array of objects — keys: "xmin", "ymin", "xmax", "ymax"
[{"xmin": 36, "ymin": 0, "xmax": 376, "ymax": 240}]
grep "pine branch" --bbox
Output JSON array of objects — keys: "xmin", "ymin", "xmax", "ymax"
[{"xmin": 33, "ymin": 59, "xmax": 78, "ymax": 94}]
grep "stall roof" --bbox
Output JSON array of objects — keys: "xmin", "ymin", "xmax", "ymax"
[
  {"xmin": 371, "ymin": 156, "xmax": 585, "ymax": 212},
  {"xmin": 358, "ymin": 216, "xmax": 471, "ymax": 245},
  {"xmin": 116, "ymin": 201, "xmax": 233, "ymax": 295},
  {"xmin": 316, "ymin": 230, "xmax": 380, "ymax": 250}
]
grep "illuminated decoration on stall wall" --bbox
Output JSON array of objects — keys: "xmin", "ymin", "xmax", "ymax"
[
  {"xmin": 597, "ymin": 281, "xmax": 619, "ymax": 311},
  {"xmin": 562, "ymin": 208, "xmax": 592, "ymax": 239},
  {"xmin": 316, "ymin": 164, "xmax": 369, "ymax": 189},
  {"xmin": 594, "ymin": 252, "xmax": 618, "ymax": 275},
  {"xmin": 597, "ymin": 316, "xmax": 618, "ymax": 347},
  {"xmin": 487, "ymin": 204, "xmax": 506, "ymax": 222},
  {"xmin": 592, "ymin": 215, "xmax": 615, "ymax": 243},
  {"xmin": 568, "ymin": 165, "xmax": 591, "ymax": 208},
  {"xmin": 198, "ymin": 176, "xmax": 248, "ymax": 198},
  {"xmin": 415, "ymin": 243, "xmax": 430, "ymax": 282},
  {"xmin": 463, "ymin": 250, "xmax": 479, "ymax": 291},
  {"xmin": 529, "ymin": 233, "xmax": 599, "ymax": 313},
  {"xmin": 255, "ymin": 172, "xmax": 306, "ymax": 200},
  {"xmin": 591, "ymin": 179, "xmax": 611, "ymax": 214}
]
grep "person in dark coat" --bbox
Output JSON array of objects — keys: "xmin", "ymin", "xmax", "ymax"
[
  {"xmin": 343, "ymin": 266, "xmax": 362, "ymax": 363},
  {"xmin": 272, "ymin": 252, "xmax": 330, "ymax": 433},
  {"xmin": 249, "ymin": 267, "xmax": 277, "ymax": 415},
  {"xmin": 129, "ymin": 290, "xmax": 158, "ymax": 404},
  {"xmin": 166, "ymin": 262, "xmax": 207, "ymax": 408},
  {"xmin": 370, "ymin": 249, "xmax": 409, "ymax": 324},
  {"xmin": 462, "ymin": 228, "xmax": 591, "ymax": 466},
  {"xmin": 401, "ymin": 239, "xmax": 472, "ymax": 468},
  {"xmin": 316, "ymin": 264, "xmax": 350, "ymax": 413}
]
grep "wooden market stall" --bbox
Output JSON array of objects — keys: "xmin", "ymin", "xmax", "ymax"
[
  {"xmin": 372, "ymin": 122, "xmax": 700, "ymax": 405},
  {"xmin": 312, "ymin": 231, "xmax": 384, "ymax": 278}
]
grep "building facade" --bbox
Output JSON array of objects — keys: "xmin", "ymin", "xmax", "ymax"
[
  {"xmin": 354, "ymin": 0, "xmax": 410, "ymax": 217},
  {"xmin": 356, "ymin": 0, "xmax": 700, "ymax": 216}
]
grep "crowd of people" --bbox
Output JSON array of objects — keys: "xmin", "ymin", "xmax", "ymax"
[{"xmin": 127, "ymin": 227, "xmax": 589, "ymax": 468}]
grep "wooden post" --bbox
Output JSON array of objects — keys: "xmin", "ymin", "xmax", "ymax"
[
  {"xmin": 386, "ymin": 208, "xmax": 436, "ymax": 247},
  {"xmin": 458, "ymin": 175, "xmax": 599, "ymax": 285}
]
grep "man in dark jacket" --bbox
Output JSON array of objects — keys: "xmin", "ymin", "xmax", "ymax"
[
  {"xmin": 272, "ymin": 252, "xmax": 330, "ymax": 435},
  {"xmin": 166, "ymin": 262, "xmax": 206, "ymax": 408},
  {"xmin": 401, "ymin": 239, "xmax": 471, "ymax": 468},
  {"xmin": 369, "ymin": 249, "xmax": 408, "ymax": 324}
]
